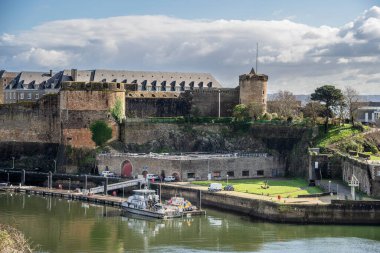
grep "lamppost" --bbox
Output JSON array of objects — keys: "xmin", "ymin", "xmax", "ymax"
[
  {"xmin": 227, "ymin": 174, "xmax": 229, "ymax": 185},
  {"xmin": 53, "ymin": 160, "xmax": 57, "ymax": 174},
  {"xmin": 328, "ymin": 180, "xmax": 331, "ymax": 192},
  {"xmin": 218, "ymin": 90, "xmax": 221, "ymax": 118},
  {"xmin": 12, "ymin": 157, "xmax": 15, "ymax": 170},
  {"xmin": 68, "ymin": 178, "xmax": 71, "ymax": 193}
]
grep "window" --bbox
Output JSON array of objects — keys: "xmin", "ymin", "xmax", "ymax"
[
  {"xmin": 377, "ymin": 170, "xmax": 380, "ymax": 177},
  {"xmin": 212, "ymin": 171, "xmax": 221, "ymax": 178},
  {"xmin": 27, "ymin": 93, "xmax": 31, "ymax": 99},
  {"xmin": 227, "ymin": 171, "xmax": 234, "ymax": 177},
  {"xmin": 187, "ymin": 173, "xmax": 195, "ymax": 179},
  {"xmin": 262, "ymin": 90, "xmax": 264, "ymax": 95},
  {"xmin": 257, "ymin": 170, "xmax": 264, "ymax": 176},
  {"xmin": 13, "ymin": 93, "xmax": 16, "ymax": 99},
  {"xmin": 242, "ymin": 170, "xmax": 249, "ymax": 176},
  {"xmin": 262, "ymin": 99, "xmax": 265, "ymax": 103},
  {"xmin": 35, "ymin": 94, "xmax": 39, "ymax": 99},
  {"xmin": 20, "ymin": 93, "xmax": 24, "ymax": 99},
  {"xmin": 5, "ymin": 93, "xmax": 8, "ymax": 99}
]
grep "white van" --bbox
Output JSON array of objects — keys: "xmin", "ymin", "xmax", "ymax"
[{"xmin": 208, "ymin": 183, "xmax": 222, "ymax": 192}]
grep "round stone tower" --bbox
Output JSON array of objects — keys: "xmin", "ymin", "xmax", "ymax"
[{"xmin": 239, "ymin": 67, "xmax": 268, "ymax": 113}]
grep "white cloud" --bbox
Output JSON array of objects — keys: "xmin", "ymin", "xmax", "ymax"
[{"xmin": 1, "ymin": 6, "xmax": 380, "ymax": 94}]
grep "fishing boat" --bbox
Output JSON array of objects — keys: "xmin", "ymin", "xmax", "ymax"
[{"xmin": 121, "ymin": 189, "xmax": 182, "ymax": 219}]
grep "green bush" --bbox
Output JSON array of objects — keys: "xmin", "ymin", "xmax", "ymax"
[{"xmin": 90, "ymin": 120, "xmax": 112, "ymax": 147}]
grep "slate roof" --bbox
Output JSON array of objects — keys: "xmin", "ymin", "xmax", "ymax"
[{"xmin": 91, "ymin": 69, "xmax": 222, "ymax": 88}]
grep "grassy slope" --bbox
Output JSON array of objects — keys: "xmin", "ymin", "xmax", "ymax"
[
  {"xmin": 314, "ymin": 124, "xmax": 362, "ymax": 148},
  {"xmin": 192, "ymin": 178, "xmax": 322, "ymax": 198}
]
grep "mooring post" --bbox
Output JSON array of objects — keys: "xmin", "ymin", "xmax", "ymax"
[
  {"xmin": 85, "ymin": 175, "xmax": 88, "ymax": 191},
  {"xmin": 104, "ymin": 177, "xmax": 108, "ymax": 195},
  {"xmin": 199, "ymin": 190, "xmax": 202, "ymax": 210},
  {"xmin": 21, "ymin": 169, "xmax": 25, "ymax": 185},
  {"xmin": 49, "ymin": 171, "xmax": 53, "ymax": 189}
]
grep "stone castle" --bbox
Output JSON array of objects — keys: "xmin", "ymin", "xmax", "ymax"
[{"xmin": 0, "ymin": 68, "xmax": 267, "ymax": 148}]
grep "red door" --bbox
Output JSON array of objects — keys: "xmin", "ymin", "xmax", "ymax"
[{"xmin": 122, "ymin": 161, "xmax": 132, "ymax": 178}]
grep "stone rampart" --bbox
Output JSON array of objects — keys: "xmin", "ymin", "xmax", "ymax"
[
  {"xmin": 159, "ymin": 184, "xmax": 380, "ymax": 225},
  {"xmin": 188, "ymin": 88, "xmax": 239, "ymax": 117},
  {"xmin": 0, "ymin": 95, "xmax": 60, "ymax": 143}
]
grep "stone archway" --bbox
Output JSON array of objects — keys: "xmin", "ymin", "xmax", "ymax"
[
  {"xmin": 121, "ymin": 160, "xmax": 133, "ymax": 178},
  {"xmin": 172, "ymin": 172, "xmax": 180, "ymax": 181}
]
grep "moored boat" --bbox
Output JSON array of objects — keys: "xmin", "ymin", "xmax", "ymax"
[{"xmin": 121, "ymin": 189, "xmax": 181, "ymax": 219}]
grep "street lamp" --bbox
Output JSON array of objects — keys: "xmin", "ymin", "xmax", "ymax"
[
  {"xmin": 12, "ymin": 157, "xmax": 15, "ymax": 170},
  {"xmin": 53, "ymin": 160, "xmax": 57, "ymax": 174},
  {"xmin": 328, "ymin": 180, "xmax": 331, "ymax": 192},
  {"xmin": 218, "ymin": 90, "xmax": 221, "ymax": 118}
]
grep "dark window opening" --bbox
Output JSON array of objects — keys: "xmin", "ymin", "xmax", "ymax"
[
  {"xmin": 227, "ymin": 171, "xmax": 234, "ymax": 177},
  {"xmin": 242, "ymin": 170, "xmax": 249, "ymax": 176},
  {"xmin": 257, "ymin": 170, "xmax": 264, "ymax": 176},
  {"xmin": 187, "ymin": 173, "xmax": 195, "ymax": 179}
]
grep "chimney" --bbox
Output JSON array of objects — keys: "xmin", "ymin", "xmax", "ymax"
[
  {"xmin": 71, "ymin": 69, "xmax": 77, "ymax": 82},
  {"xmin": 49, "ymin": 70, "xmax": 53, "ymax": 77}
]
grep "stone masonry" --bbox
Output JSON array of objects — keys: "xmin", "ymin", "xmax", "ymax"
[{"xmin": 97, "ymin": 152, "xmax": 285, "ymax": 181}]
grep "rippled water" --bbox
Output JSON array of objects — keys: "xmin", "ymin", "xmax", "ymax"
[{"xmin": 0, "ymin": 193, "xmax": 379, "ymax": 253}]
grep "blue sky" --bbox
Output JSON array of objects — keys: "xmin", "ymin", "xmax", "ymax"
[
  {"xmin": 1, "ymin": 0, "xmax": 376, "ymax": 33},
  {"xmin": 1, "ymin": 0, "xmax": 380, "ymax": 94}
]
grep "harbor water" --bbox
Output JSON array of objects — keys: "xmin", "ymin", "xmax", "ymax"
[{"xmin": 0, "ymin": 193, "xmax": 379, "ymax": 253}]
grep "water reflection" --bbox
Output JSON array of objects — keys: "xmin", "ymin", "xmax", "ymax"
[{"xmin": 0, "ymin": 193, "xmax": 379, "ymax": 253}]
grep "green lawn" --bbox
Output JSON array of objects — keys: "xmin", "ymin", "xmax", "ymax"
[{"xmin": 192, "ymin": 178, "xmax": 322, "ymax": 198}]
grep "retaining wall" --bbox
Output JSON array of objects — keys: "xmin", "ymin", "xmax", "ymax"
[{"xmin": 159, "ymin": 184, "xmax": 380, "ymax": 225}]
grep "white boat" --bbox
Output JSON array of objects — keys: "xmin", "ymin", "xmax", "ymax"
[{"xmin": 121, "ymin": 189, "xmax": 182, "ymax": 219}]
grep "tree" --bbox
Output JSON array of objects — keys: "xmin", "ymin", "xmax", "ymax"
[
  {"xmin": 110, "ymin": 98, "xmax": 125, "ymax": 123},
  {"xmin": 344, "ymin": 86, "xmax": 360, "ymax": 124},
  {"xmin": 232, "ymin": 104, "xmax": 250, "ymax": 121},
  {"xmin": 268, "ymin": 90, "xmax": 300, "ymax": 118},
  {"xmin": 311, "ymin": 85, "xmax": 344, "ymax": 133},
  {"xmin": 90, "ymin": 120, "xmax": 113, "ymax": 147},
  {"xmin": 302, "ymin": 100, "xmax": 325, "ymax": 125}
]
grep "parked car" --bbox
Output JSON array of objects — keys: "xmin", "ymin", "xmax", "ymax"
[
  {"xmin": 101, "ymin": 171, "xmax": 115, "ymax": 177},
  {"xmin": 146, "ymin": 174, "xmax": 160, "ymax": 180},
  {"xmin": 224, "ymin": 185, "xmax": 234, "ymax": 191},
  {"xmin": 208, "ymin": 183, "xmax": 222, "ymax": 192},
  {"xmin": 164, "ymin": 176, "xmax": 176, "ymax": 182}
]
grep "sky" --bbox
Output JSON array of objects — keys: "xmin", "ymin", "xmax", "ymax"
[{"xmin": 1, "ymin": 0, "xmax": 379, "ymax": 94}]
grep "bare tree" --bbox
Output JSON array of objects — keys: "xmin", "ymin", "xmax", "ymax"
[
  {"xmin": 302, "ymin": 98, "xmax": 324, "ymax": 125},
  {"xmin": 344, "ymin": 86, "xmax": 360, "ymax": 124},
  {"xmin": 268, "ymin": 90, "xmax": 300, "ymax": 118}
]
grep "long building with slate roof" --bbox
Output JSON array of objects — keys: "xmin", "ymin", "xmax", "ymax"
[{"xmin": 2, "ymin": 69, "xmax": 222, "ymax": 103}]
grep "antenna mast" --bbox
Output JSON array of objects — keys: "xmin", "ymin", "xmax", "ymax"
[{"xmin": 256, "ymin": 42, "xmax": 259, "ymax": 74}]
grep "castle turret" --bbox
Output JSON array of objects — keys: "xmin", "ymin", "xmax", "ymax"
[{"xmin": 239, "ymin": 68, "xmax": 268, "ymax": 114}]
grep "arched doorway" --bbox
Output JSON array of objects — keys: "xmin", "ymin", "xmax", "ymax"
[
  {"xmin": 172, "ymin": 172, "xmax": 180, "ymax": 181},
  {"xmin": 121, "ymin": 160, "xmax": 133, "ymax": 178}
]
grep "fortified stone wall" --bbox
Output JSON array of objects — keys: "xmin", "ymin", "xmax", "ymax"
[
  {"xmin": 188, "ymin": 88, "xmax": 239, "ymax": 117},
  {"xmin": 97, "ymin": 153, "xmax": 285, "ymax": 180},
  {"xmin": 60, "ymin": 82, "xmax": 125, "ymax": 148},
  {"xmin": 341, "ymin": 155, "xmax": 380, "ymax": 196},
  {"xmin": 0, "ymin": 95, "xmax": 60, "ymax": 143},
  {"xmin": 160, "ymin": 184, "xmax": 380, "ymax": 225},
  {"xmin": 125, "ymin": 93, "xmax": 191, "ymax": 118},
  {"xmin": 122, "ymin": 122, "xmax": 311, "ymax": 176}
]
